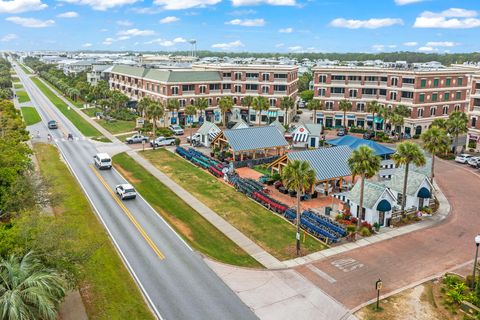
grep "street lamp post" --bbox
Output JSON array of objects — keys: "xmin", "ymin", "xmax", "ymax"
[{"xmin": 472, "ymin": 234, "xmax": 480, "ymax": 290}]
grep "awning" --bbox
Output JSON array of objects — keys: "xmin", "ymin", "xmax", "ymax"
[
  {"xmin": 374, "ymin": 116, "xmax": 384, "ymax": 124},
  {"xmin": 335, "ymin": 114, "xmax": 343, "ymax": 118},
  {"xmin": 293, "ymin": 132, "xmax": 309, "ymax": 142},
  {"xmin": 417, "ymin": 187, "xmax": 431, "ymax": 199},
  {"xmin": 316, "ymin": 113, "xmax": 324, "ymax": 117},
  {"xmin": 267, "ymin": 111, "xmax": 278, "ymax": 118},
  {"xmin": 347, "ymin": 115, "xmax": 356, "ymax": 119},
  {"xmin": 376, "ymin": 199, "xmax": 392, "ymax": 212},
  {"xmin": 366, "ymin": 115, "xmax": 373, "ymax": 120}
]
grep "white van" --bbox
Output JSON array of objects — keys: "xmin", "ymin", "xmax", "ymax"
[{"xmin": 94, "ymin": 153, "xmax": 112, "ymax": 170}]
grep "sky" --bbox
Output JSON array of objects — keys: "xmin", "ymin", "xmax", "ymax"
[{"xmin": 0, "ymin": 0, "xmax": 479, "ymax": 53}]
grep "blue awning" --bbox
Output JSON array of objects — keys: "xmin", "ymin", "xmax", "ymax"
[
  {"xmin": 316, "ymin": 113, "xmax": 324, "ymax": 117},
  {"xmin": 347, "ymin": 115, "xmax": 356, "ymax": 119},
  {"xmin": 377, "ymin": 199, "xmax": 392, "ymax": 212},
  {"xmin": 267, "ymin": 111, "xmax": 278, "ymax": 118},
  {"xmin": 366, "ymin": 115, "xmax": 373, "ymax": 120},
  {"xmin": 417, "ymin": 187, "xmax": 431, "ymax": 199},
  {"xmin": 374, "ymin": 116, "xmax": 384, "ymax": 124},
  {"xmin": 335, "ymin": 114, "xmax": 343, "ymax": 118}
]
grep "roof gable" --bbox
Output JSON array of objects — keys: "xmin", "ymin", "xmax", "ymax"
[
  {"xmin": 383, "ymin": 169, "xmax": 431, "ymax": 196},
  {"xmin": 197, "ymin": 121, "xmax": 221, "ymax": 135}
]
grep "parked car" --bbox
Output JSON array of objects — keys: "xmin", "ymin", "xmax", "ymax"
[
  {"xmin": 169, "ymin": 125, "xmax": 184, "ymax": 135},
  {"xmin": 455, "ymin": 154, "xmax": 473, "ymax": 164},
  {"xmin": 187, "ymin": 133, "xmax": 201, "ymax": 143},
  {"xmin": 115, "ymin": 184, "xmax": 137, "ymax": 200},
  {"xmin": 48, "ymin": 120, "xmax": 58, "ymax": 129},
  {"xmin": 93, "ymin": 153, "xmax": 112, "ymax": 170},
  {"xmin": 337, "ymin": 128, "xmax": 347, "ymax": 136},
  {"xmin": 125, "ymin": 134, "xmax": 148, "ymax": 144},
  {"xmin": 150, "ymin": 136, "xmax": 176, "ymax": 147},
  {"xmin": 467, "ymin": 156, "xmax": 480, "ymax": 167},
  {"xmin": 363, "ymin": 131, "xmax": 373, "ymax": 140}
]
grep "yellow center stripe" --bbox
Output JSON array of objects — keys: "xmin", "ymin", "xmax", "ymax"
[{"xmin": 89, "ymin": 164, "xmax": 165, "ymax": 260}]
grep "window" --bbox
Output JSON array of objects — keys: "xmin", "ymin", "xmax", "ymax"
[
  {"xmin": 432, "ymin": 93, "xmax": 438, "ymax": 102},
  {"xmin": 318, "ymin": 88, "xmax": 326, "ymax": 97},
  {"xmin": 397, "ymin": 193, "xmax": 404, "ymax": 206},
  {"xmin": 246, "ymin": 84, "xmax": 258, "ymax": 91},
  {"xmin": 331, "ymin": 87, "xmax": 345, "ymax": 94},
  {"xmin": 403, "ymin": 78, "xmax": 415, "ymax": 85},
  {"xmin": 262, "ymin": 86, "xmax": 269, "ymax": 94},
  {"xmin": 318, "ymin": 75, "xmax": 327, "ymax": 83},
  {"xmin": 331, "ymin": 75, "xmax": 346, "ymax": 81},
  {"xmin": 446, "ymin": 78, "xmax": 451, "ymax": 86},
  {"xmin": 179, "ymin": 99, "xmax": 186, "ymax": 107},
  {"xmin": 455, "ymin": 91, "xmax": 462, "ymax": 100},
  {"xmin": 246, "ymin": 72, "xmax": 259, "ymax": 79},
  {"xmin": 274, "ymin": 85, "xmax": 286, "ymax": 92},
  {"xmin": 269, "ymin": 98, "xmax": 276, "ymax": 107},
  {"xmin": 443, "ymin": 105, "xmax": 449, "ymax": 115},
  {"xmin": 421, "ymin": 79, "xmax": 427, "ymax": 88},
  {"xmin": 348, "ymin": 75, "xmax": 361, "ymax": 81},
  {"xmin": 356, "ymin": 102, "xmax": 365, "ymax": 112},
  {"xmin": 430, "ymin": 106, "xmax": 436, "ymax": 117},
  {"xmin": 391, "ymin": 77, "xmax": 399, "ymax": 86},
  {"xmin": 199, "ymin": 85, "xmax": 206, "ymax": 94},
  {"xmin": 235, "ymin": 85, "xmax": 242, "ymax": 93},
  {"xmin": 146, "ymin": 83, "xmax": 150, "ymax": 91},
  {"xmin": 444, "ymin": 92, "xmax": 450, "ymax": 101},
  {"xmin": 362, "ymin": 88, "xmax": 377, "ymax": 95},
  {"xmin": 457, "ymin": 77, "xmax": 463, "ymax": 86},
  {"xmin": 171, "ymin": 86, "xmax": 179, "ymax": 95},
  {"xmin": 379, "ymin": 89, "xmax": 387, "ymax": 96},
  {"xmin": 234, "ymin": 72, "xmax": 242, "ymax": 80},
  {"xmin": 349, "ymin": 89, "xmax": 357, "ymax": 98},
  {"xmin": 222, "ymin": 83, "xmax": 231, "ymax": 90},
  {"xmin": 433, "ymin": 78, "xmax": 439, "ymax": 87},
  {"xmin": 418, "ymin": 93, "xmax": 425, "ymax": 103},
  {"xmin": 417, "ymin": 108, "xmax": 424, "ymax": 118},
  {"xmin": 274, "ymin": 73, "xmax": 287, "ymax": 79},
  {"xmin": 365, "ymin": 76, "xmax": 377, "ymax": 82},
  {"xmin": 390, "ymin": 91, "xmax": 397, "ymax": 100},
  {"xmin": 182, "ymin": 84, "xmax": 194, "ymax": 92},
  {"xmin": 262, "ymin": 73, "xmax": 270, "ymax": 81},
  {"xmin": 380, "ymin": 76, "xmax": 388, "ymax": 82},
  {"xmin": 472, "ymin": 117, "xmax": 477, "ymax": 127},
  {"xmin": 222, "ymin": 72, "xmax": 231, "ymax": 78},
  {"xmin": 401, "ymin": 91, "xmax": 414, "ymax": 99},
  {"xmin": 209, "ymin": 83, "xmax": 220, "ymax": 91},
  {"xmin": 326, "ymin": 101, "xmax": 334, "ymax": 110},
  {"xmin": 454, "ymin": 104, "xmax": 460, "ymax": 112}
]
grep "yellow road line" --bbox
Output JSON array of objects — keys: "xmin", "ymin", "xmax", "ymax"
[{"xmin": 89, "ymin": 164, "xmax": 165, "ymax": 260}]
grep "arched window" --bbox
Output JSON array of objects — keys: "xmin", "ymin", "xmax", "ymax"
[
  {"xmin": 442, "ymin": 105, "xmax": 449, "ymax": 115},
  {"xmin": 430, "ymin": 106, "xmax": 436, "ymax": 117},
  {"xmin": 454, "ymin": 104, "xmax": 460, "ymax": 112},
  {"xmin": 417, "ymin": 108, "xmax": 424, "ymax": 118}
]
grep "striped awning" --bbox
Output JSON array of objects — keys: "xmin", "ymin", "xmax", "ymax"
[
  {"xmin": 267, "ymin": 111, "xmax": 278, "ymax": 118},
  {"xmin": 293, "ymin": 132, "xmax": 309, "ymax": 142}
]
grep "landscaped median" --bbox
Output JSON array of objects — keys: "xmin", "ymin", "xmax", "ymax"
[
  {"xmin": 121, "ymin": 149, "xmax": 327, "ymax": 261},
  {"xmin": 112, "ymin": 153, "xmax": 262, "ymax": 268},
  {"xmin": 20, "ymin": 106, "xmax": 41, "ymax": 125},
  {"xmin": 19, "ymin": 63, "xmax": 32, "ymax": 75},
  {"xmin": 30, "ymin": 77, "xmax": 110, "ymax": 142},
  {"xmin": 34, "ymin": 143, "xmax": 154, "ymax": 320},
  {"xmin": 16, "ymin": 90, "xmax": 30, "ymax": 103}
]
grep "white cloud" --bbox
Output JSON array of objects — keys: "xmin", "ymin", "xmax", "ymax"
[
  {"xmin": 330, "ymin": 17, "xmax": 403, "ymax": 29},
  {"xmin": 394, "ymin": 0, "xmax": 424, "ymax": 5},
  {"xmin": 116, "ymin": 20, "xmax": 132, "ymax": 26},
  {"xmin": 1, "ymin": 33, "xmax": 17, "ymax": 42},
  {"xmin": 6, "ymin": 16, "xmax": 54, "ymax": 28},
  {"xmin": 403, "ymin": 41, "xmax": 418, "ymax": 46},
  {"xmin": 211, "ymin": 40, "xmax": 244, "ymax": 50},
  {"xmin": 229, "ymin": 9, "xmax": 256, "ymax": 15},
  {"xmin": 57, "ymin": 11, "xmax": 78, "ymax": 18},
  {"xmin": 226, "ymin": 18, "xmax": 265, "ymax": 26},
  {"xmin": 288, "ymin": 45, "xmax": 303, "ymax": 51},
  {"xmin": 82, "ymin": 43, "xmax": 92, "ymax": 47},
  {"xmin": 102, "ymin": 37, "xmax": 115, "ymax": 45},
  {"xmin": 425, "ymin": 41, "xmax": 458, "ymax": 47},
  {"xmin": 278, "ymin": 27, "xmax": 293, "ymax": 33},
  {"xmin": 418, "ymin": 46, "xmax": 436, "ymax": 52},
  {"xmin": 145, "ymin": 37, "xmax": 188, "ymax": 46},
  {"xmin": 275, "ymin": 43, "xmax": 284, "ymax": 47},
  {"xmin": 232, "ymin": 0, "xmax": 296, "ymax": 6},
  {"xmin": 388, "ymin": 44, "xmax": 397, "ymax": 48},
  {"xmin": 159, "ymin": 16, "xmax": 179, "ymax": 24},
  {"xmin": 154, "ymin": 0, "xmax": 221, "ymax": 10},
  {"xmin": 372, "ymin": 44, "xmax": 385, "ymax": 51},
  {"xmin": 100, "ymin": 28, "xmax": 108, "ymax": 32},
  {"xmin": 117, "ymin": 28, "xmax": 154, "ymax": 36},
  {"xmin": 60, "ymin": 0, "xmax": 139, "ymax": 11},
  {"xmin": 173, "ymin": 37, "xmax": 187, "ymax": 43},
  {"xmin": 0, "ymin": 0, "xmax": 47, "ymax": 14},
  {"xmin": 414, "ymin": 8, "xmax": 480, "ymax": 29}
]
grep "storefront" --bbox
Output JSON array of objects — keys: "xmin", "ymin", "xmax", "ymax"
[
  {"xmin": 347, "ymin": 114, "xmax": 355, "ymax": 127},
  {"xmin": 356, "ymin": 118, "xmax": 365, "ymax": 128},
  {"xmin": 316, "ymin": 113, "xmax": 324, "ymax": 125},
  {"xmin": 366, "ymin": 115, "xmax": 373, "ymax": 129},
  {"xmin": 325, "ymin": 116, "xmax": 333, "ymax": 128},
  {"xmin": 334, "ymin": 114, "xmax": 343, "ymax": 127}
]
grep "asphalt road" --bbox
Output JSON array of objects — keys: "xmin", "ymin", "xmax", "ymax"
[{"xmin": 14, "ymin": 64, "xmax": 257, "ymax": 320}]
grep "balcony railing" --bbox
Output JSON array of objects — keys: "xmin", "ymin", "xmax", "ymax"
[
  {"xmin": 331, "ymin": 93, "xmax": 345, "ymax": 97},
  {"xmin": 473, "ymin": 106, "xmax": 480, "ymax": 112}
]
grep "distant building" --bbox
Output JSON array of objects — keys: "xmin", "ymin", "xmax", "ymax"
[{"xmin": 87, "ymin": 65, "xmax": 113, "ymax": 86}]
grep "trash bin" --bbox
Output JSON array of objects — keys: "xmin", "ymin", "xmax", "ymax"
[{"xmin": 325, "ymin": 206, "xmax": 332, "ymax": 216}]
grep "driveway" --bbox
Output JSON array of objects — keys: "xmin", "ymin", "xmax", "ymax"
[{"xmin": 295, "ymin": 158, "xmax": 479, "ymax": 310}]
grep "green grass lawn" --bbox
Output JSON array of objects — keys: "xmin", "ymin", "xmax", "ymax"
[
  {"xmin": 112, "ymin": 153, "xmax": 262, "ymax": 268},
  {"xmin": 20, "ymin": 64, "xmax": 31, "ymax": 75},
  {"xmin": 96, "ymin": 119, "xmax": 137, "ymax": 135},
  {"xmin": 20, "ymin": 107, "xmax": 41, "ymax": 125},
  {"xmin": 34, "ymin": 143, "xmax": 154, "ymax": 320},
  {"xmin": 16, "ymin": 90, "xmax": 31, "ymax": 103},
  {"xmin": 141, "ymin": 149, "xmax": 327, "ymax": 260},
  {"xmin": 253, "ymin": 165, "xmax": 272, "ymax": 176},
  {"xmin": 11, "ymin": 76, "xmax": 20, "ymax": 82},
  {"xmin": 31, "ymin": 77, "xmax": 110, "ymax": 142},
  {"xmin": 82, "ymin": 107, "xmax": 103, "ymax": 117},
  {"xmin": 14, "ymin": 83, "xmax": 23, "ymax": 89}
]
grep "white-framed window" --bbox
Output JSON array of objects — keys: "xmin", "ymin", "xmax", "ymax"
[
  {"xmin": 235, "ymin": 85, "xmax": 242, "ymax": 93},
  {"xmin": 262, "ymin": 73, "xmax": 270, "ymax": 81},
  {"xmin": 269, "ymin": 98, "xmax": 276, "ymax": 107},
  {"xmin": 190, "ymin": 99, "xmax": 195, "ymax": 105},
  {"xmin": 454, "ymin": 104, "xmax": 461, "ymax": 112},
  {"xmin": 390, "ymin": 91, "xmax": 397, "ymax": 100},
  {"xmin": 171, "ymin": 86, "xmax": 179, "ymax": 95},
  {"xmin": 326, "ymin": 101, "xmax": 334, "ymax": 110},
  {"xmin": 318, "ymin": 88, "xmax": 326, "ymax": 97},
  {"xmin": 417, "ymin": 108, "xmax": 424, "ymax": 118},
  {"xmin": 318, "ymin": 74, "xmax": 327, "ymax": 83},
  {"xmin": 262, "ymin": 86, "xmax": 269, "ymax": 94},
  {"xmin": 391, "ymin": 77, "xmax": 399, "ymax": 86},
  {"xmin": 442, "ymin": 105, "xmax": 449, "ymax": 115},
  {"xmin": 430, "ymin": 106, "xmax": 436, "ymax": 117},
  {"xmin": 234, "ymin": 72, "xmax": 242, "ymax": 80},
  {"xmin": 356, "ymin": 102, "xmax": 365, "ymax": 112},
  {"xmin": 179, "ymin": 99, "xmax": 186, "ymax": 107},
  {"xmin": 208, "ymin": 98, "xmax": 212, "ymax": 106},
  {"xmin": 349, "ymin": 89, "xmax": 357, "ymax": 98},
  {"xmin": 199, "ymin": 85, "xmax": 206, "ymax": 94}
]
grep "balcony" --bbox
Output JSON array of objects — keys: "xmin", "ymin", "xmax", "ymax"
[
  {"xmin": 331, "ymin": 80, "xmax": 345, "ymax": 84},
  {"xmin": 331, "ymin": 93, "xmax": 345, "ymax": 97},
  {"xmin": 401, "ymin": 98, "xmax": 413, "ymax": 103},
  {"xmin": 364, "ymin": 81, "xmax": 378, "ymax": 86},
  {"xmin": 402, "ymin": 83, "xmax": 415, "ymax": 88},
  {"xmin": 472, "ymin": 89, "xmax": 480, "ymax": 97},
  {"xmin": 473, "ymin": 106, "xmax": 480, "ymax": 112},
  {"xmin": 362, "ymin": 94, "xmax": 377, "ymax": 99}
]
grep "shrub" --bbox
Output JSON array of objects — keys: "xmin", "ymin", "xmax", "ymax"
[
  {"xmin": 174, "ymin": 138, "xmax": 180, "ymax": 146},
  {"xmin": 373, "ymin": 222, "xmax": 380, "ymax": 231},
  {"xmin": 350, "ymin": 217, "xmax": 358, "ymax": 224},
  {"xmin": 296, "ymin": 110, "xmax": 303, "ymax": 115},
  {"xmin": 110, "ymin": 110, "xmax": 137, "ymax": 121},
  {"xmin": 413, "ymin": 134, "xmax": 420, "ymax": 139},
  {"xmin": 360, "ymin": 227, "xmax": 371, "ymax": 237},
  {"xmin": 156, "ymin": 128, "xmax": 173, "ymax": 137},
  {"xmin": 349, "ymin": 127, "xmax": 366, "ymax": 134},
  {"xmin": 335, "ymin": 214, "xmax": 343, "ymax": 221},
  {"xmin": 438, "ymin": 153, "xmax": 455, "ymax": 160},
  {"xmin": 346, "ymin": 225, "xmax": 356, "ymax": 233}
]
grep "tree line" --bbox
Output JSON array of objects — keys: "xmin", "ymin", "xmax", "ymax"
[{"xmin": 0, "ymin": 58, "xmax": 13, "ymax": 100}]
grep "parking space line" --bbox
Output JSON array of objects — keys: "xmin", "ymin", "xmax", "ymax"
[{"xmin": 89, "ymin": 164, "xmax": 165, "ymax": 260}]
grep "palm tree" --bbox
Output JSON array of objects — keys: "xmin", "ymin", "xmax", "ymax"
[
  {"xmin": 194, "ymin": 97, "xmax": 209, "ymax": 121},
  {"xmin": 185, "ymin": 104, "xmax": 197, "ymax": 145},
  {"xmin": 392, "ymin": 141, "xmax": 426, "ymax": 215},
  {"xmin": 393, "ymin": 104, "xmax": 411, "ymax": 118},
  {"xmin": 0, "ymin": 251, "xmax": 67, "ymax": 320},
  {"xmin": 348, "ymin": 146, "xmax": 381, "ymax": 228},
  {"xmin": 339, "ymin": 100, "xmax": 353, "ymax": 129},
  {"xmin": 282, "ymin": 160, "xmax": 316, "ymax": 256},
  {"xmin": 366, "ymin": 100, "xmax": 381, "ymax": 134},
  {"xmin": 446, "ymin": 111, "xmax": 468, "ymax": 154},
  {"xmin": 431, "ymin": 118, "xmax": 448, "ymax": 130},
  {"xmin": 252, "ymin": 96, "xmax": 269, "ymax": 126},
  {"xmin": 242, "ymin": 95, "xmax": 254, "ymax": 124},
  {"xmin": 307, "ymin": 99, "xmax": 323, "ymax": 124},
  {"xmin": 421, "ymin": 127, "xmax": 450, "ymax": 184},
  {"xmin": 389, "ymin": 113, "xmax": 404, "ymax": 138},
  {"xmin": 218, "ymin": 96, "xmax": 234, "ymax": 127},
  {"xmin": 167, "ymin": 98, "xmax": 180, "ymax": 125},
  {"xmin": 144, "ymin": 100, "xmax": 164, "ymax": 149},
  {"xmin": 280, "ymin": 96, "xmax": 295, "ymax": 126},
  {"xmin": 137, "ymin": 97, "xmax": 154, "ymax": 118}
]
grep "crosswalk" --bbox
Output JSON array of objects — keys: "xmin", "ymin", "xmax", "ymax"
[{"xmin": 54, "ymin": 136, "xmax": 87, "ymax": 142}]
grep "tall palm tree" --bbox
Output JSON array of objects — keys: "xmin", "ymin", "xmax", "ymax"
[
  {"xmin": 421, "ymin": 127, "xmax": 450, "ymax": 184},
  {"xmin": 252, "ymin": 96, "xmax": 269, "ymax": 126},
  {"xmin": 167, "ymin": 98, "xmax": 180, "ymax": 125},
  {"xmin": 392, "ymin": 141, "xmax": 426, "ymax": 215},
  {"xmin": 242, "ymin": 95, "xmax": 254, "ymax": 124},
  {"xmin": 389, "ymin": 113, "xmax": 404, "ymax": 137},
  {"xmin": 282, "ymin": 160, "xmax": 316, "ymax": 256},
  {"xmin": 366, "ymin": 100, "xmax": 381, "ymax": 134},
  {"xmin": 195, "ymin": 97, "xmax": 208, "ymax": 121},
  {"xmin": 218, "ymin": 96, "xmax": 234, "ymax": 127},
  {"xmin": 431, "ymin": 118, "xmax": 448, "ymax": 130},
  {"xmin": 280, "ymin": 96, "xmax": 295, "ymax": 125},
  {"xmin": 348, "ymin": 146, "xmax": 381, "ymax": 228},
  {"xmin": 393, "ymin": 104, "xmax": 411, "ymax": 118},
  {"xmin": 185, "ymin": 104, "xmax": 197, "ymax": 145},
  {"xmin": 145, "ymin": 100, "xmax": 164, "ymax": 149},
  {"xmin": 307, "ymin": 99, "xmax": 323, "ymax": 124},
  {"xmin": 446, "ymin": 111, "xmax": 468, "ymax": 154},
  {"xmin": 137, "ymin": 97, "xmax": 154, "ymax": 118},
  {"xmin": 339, "ymin": 100, "xmax": 353, "ymax": 129},
  {"xmin": 0, "ymin": 251, "xmax": 67, "ymax": 320}
]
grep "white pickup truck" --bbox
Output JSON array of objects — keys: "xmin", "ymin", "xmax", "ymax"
[{"xmin": 150, "ymin": 136, "xmax": 176, "ymax": 147}]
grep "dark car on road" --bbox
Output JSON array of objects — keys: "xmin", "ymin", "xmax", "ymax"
[{"xmin": 48, "ymin": 120, "xmax": 58, "ymax": 129}]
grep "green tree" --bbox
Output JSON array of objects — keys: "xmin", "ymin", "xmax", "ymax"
[
  {"xmin": 421, "ymin": 127, "xmax": 449, "ymax": 184},
  {"xmin": 298, "ymin": 71, "xmax": 312, "ymax": 92},
  {"xmin": 393, "ymin": 104, "xmax": 411, "ymax": 118},
  {"xmin": 281, "ymin": 160, "xmax": 315, "ymax": 256},
  {"xmin": 307, "ymin": 99, "xmax": 323, "ymax": 125},
  {"xmin": 280, "ymin": 96, "xmax": 295, "ymax": 125},
  {"xmin": 137, "ymin": 97, "xmax": 155, "ymax": 119},
  {"xmin": 348, "ymin": 146, "xmax": 381, "ymax": 228},
  {"xmin": 185, "ymin": 104, "xmax": 197, "ymax": 145},
  {"xmin": 0, "ymin": 251, "xmax": 67, "ymax": 320},
  {"xmin": 241, "ymin": 95, "xmax": 254, "ymax": 124},
  {"xmin": 446, "ymin": 111, "xmax": 468, "ymax": 154},
  {"xmin": 366, "ymin": 101, "xmax": 381, "ymax": 134},
  {"xmin": 252, "ymin": 96, "xmax": 269, "ymax": 126},
  {"xmin": 194, "ymin": 97, "xmax": 208, "ymax": 120},
  {"xmin": 392, "ymin": 141, "xmax": 426, "ymax": 215},
  {"xmin": 389, "ymin": 113, "xmax": 405, "ymax": 137},
  {"xmin": 431, "ymin": 118, "xmax": 448, "ymax": 130},
  {"xmin": 144, "ymin": 100, "xmax": 164, "ymax": 148},
  {"xmin": 167, "ymin": 98, "xmax": 180, "ymax": 125},
  {"xmin": 299, "ymin": 90, "xmax": 314, "ymax": 102},
  {"xmin": 339, "ymin": 100, "xmax": 353, "ymax": 129},
  {"xmin": 218, "ymin": 96, "xmax": 234, "ymax": 127}
]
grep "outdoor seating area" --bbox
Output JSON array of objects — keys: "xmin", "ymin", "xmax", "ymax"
[
  {"xmin": 175, "ymin": 146, "xmax": 226, "ymax": 178},
  {"xmin": 284, "ymin": 209, "xmax": 346, "ymax": 243}
]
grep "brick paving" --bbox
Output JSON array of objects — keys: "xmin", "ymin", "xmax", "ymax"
[{"xmin": 295, "ymin": 158, "xmax": 480, "ymax": 310}]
